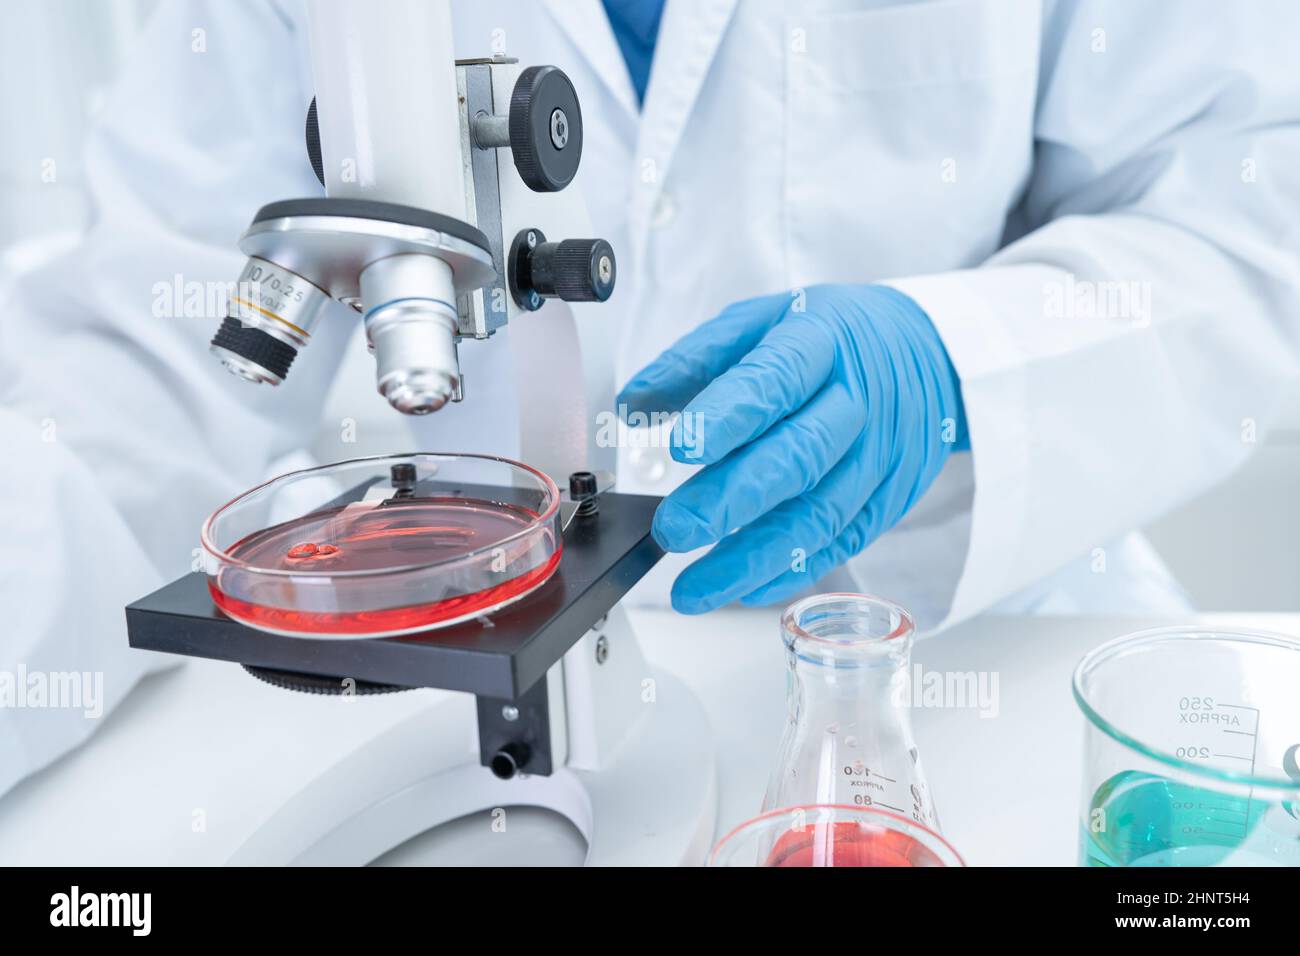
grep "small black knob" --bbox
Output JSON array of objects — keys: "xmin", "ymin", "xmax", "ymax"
[
  {"xmin": 509, "ymin": 66, "xmax": 583, "ymax": 192},
  {"xmin": 509, "ymin": 229, "xmax": 616, "ymax": 311},
  {"xmin": 549, "ymin": 239, "xmax": 616, "ymax": 302},
  {"xmin": 569, "ymin": 471, "xmax": 600, "ymax": 517},
  {"xmin": 490, "ymin": 742, "xmax": 530, "ymax": 780},
  {"xmin": 569, "ymin": 471, "xmax": 598, "ymax": 499},
  {"xmin": 390, "ymin": 463, "xmax": 418, "ymax": 497}
]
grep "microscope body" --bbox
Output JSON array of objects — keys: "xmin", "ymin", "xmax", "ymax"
[
  {"xmin": 128, "ymin": 2, "xmax": 717, "ymax": 864},
  {"xmin": 209, "ymin": 1, "xmax": 616, "ymax": 417}
]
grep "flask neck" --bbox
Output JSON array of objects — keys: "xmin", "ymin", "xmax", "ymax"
[
  {"xmin": 765, "ymin": 594, "xmax": 935, "ymax": 825},
  {"xmin": 784, "ymin": 628, "xmax": 914, "ymax": 720},
  {"xmin": 781, "ymin": 591, "xmax": 914, "ymax": 696}
]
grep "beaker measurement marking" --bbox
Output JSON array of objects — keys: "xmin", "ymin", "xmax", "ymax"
[
  {"xmin": 1211, "ymin": 753, "xmax": 1254, "ymax": 761},
  {"xmin": 841, "ymin": 764, "xmax": 896, "ymax": 783},
  {"xmin": 1239, "ymin": 705, "xmax": 1261, "ymax": 836},
  {"xmin": 1208, "ymin": 702, "xmax": 1262, "ymax": 836},
  {"xmin": 875, "ymin": 802, "xmax": 905, "ymax": 814},
  {"xmin": 1215, "ymin": 702, "xmax": 1261, "ymax": 729}
]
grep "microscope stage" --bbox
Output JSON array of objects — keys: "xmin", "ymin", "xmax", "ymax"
[{"xmin": 127, "ymin": 491, "xmax": 662, "ymax": 700}]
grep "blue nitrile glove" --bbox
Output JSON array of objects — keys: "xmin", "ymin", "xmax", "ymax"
[{"xmin": 617, "ymin": 284, "xmax": 967, "ymax": 614}]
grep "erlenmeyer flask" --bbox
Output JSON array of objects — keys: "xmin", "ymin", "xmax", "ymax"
[{"xmin": 763, "ymin": 594, "xmax": 937, "ymax": 830}]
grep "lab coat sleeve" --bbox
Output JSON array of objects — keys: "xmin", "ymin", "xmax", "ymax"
[
  {"xmin": 881, "ymin": 0, "xmax": 1300, "ymax": 628},
  {"xmin": 0, "ymin": 408, "xmax": 171, "ymax": 799},
  {"xmin": 0, "ymin": 0, "xmax": 343, "ymax": 794}
]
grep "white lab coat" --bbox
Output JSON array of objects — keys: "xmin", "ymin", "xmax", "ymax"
[{"xmin": 3, "ymin": 0, "xmax": 1299, "ymax": 796}]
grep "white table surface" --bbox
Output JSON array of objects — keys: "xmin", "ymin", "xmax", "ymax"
[{"xmin": 2, "ymin": 608, "xmax": 1295, "ymax": 866}]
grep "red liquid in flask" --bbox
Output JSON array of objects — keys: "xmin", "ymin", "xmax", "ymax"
[
  {"xmin": 209, "ymin": 496, "xmax": 560, "ymax": 636},
  {"xmin": 763, "ymin": 822, "xmax": 946, "ymax": 868}
]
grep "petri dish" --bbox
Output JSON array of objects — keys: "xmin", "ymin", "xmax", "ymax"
[
  {"xmin": 709, "ymin": 804, "xmax": 964, "ymax": 867},
  {"xmin": 201, "ymin": 453, "xmax": 561, "ymax": 639}
]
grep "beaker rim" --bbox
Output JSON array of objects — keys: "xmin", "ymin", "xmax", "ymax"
[
  {"xmin": 1072, "ymin": 624, "xmax": 1300, "ymax": 791},
  {"xmin": 199, "ymin": 451, "xmax": 561, "ymax": 579},
  {"xmin": 708, "ymin": 803, "xmax": 965, "ymax": 867},
  {"xmin": 780, "ymin": 592, "xmax": 914, "ymax": 649}
]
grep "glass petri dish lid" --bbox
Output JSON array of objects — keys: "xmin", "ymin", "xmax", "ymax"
[{"xmin": 201, "ymin": 453, "xmax": 561, "ymax": 639}]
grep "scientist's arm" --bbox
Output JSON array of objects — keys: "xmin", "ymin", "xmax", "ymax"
[
  {"xmin": 621, "ymin": 0, "xmax": 1300, "ymax": 621},
  {"xmin": 883, "ymin": 0, "xmax": 1300, "ymax": 625},
  {"xmin": 0, "ymin": 0, "xmax": 340, "ymax": 793}
]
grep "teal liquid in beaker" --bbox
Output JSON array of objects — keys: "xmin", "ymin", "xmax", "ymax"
[{"xmin": 1081, "ymin": 770, "xmax": 1299, "ymax": 866}]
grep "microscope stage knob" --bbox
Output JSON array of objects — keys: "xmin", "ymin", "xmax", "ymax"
[
  {"xmin": 508, "ymin": 229, "xmax": 617, "ymax": 310},
  {"xmin": 549, "ymin": 238, "xmax": 616, "ymax": 302}
]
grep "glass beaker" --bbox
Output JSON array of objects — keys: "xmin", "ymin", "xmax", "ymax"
[
  {"xmin": 202, "ymin": 453, "xmax": 561, "ymax": 639},
  {"xmin": 709, "ymin": 804, "xmax": 963, "ymax": 867},
  {"xmin": 1074, "ymin": 626, "xmax": 1300, "ymax": 866},
  {"xmin": 763, "ymin": 594, "xmax": 938, "ymax": 831}
]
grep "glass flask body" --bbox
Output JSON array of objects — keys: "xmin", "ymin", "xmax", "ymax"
[
  {"xmin": 709, "ymin": 805, "xmax": 963, "ymax": 867},
  {"xmin": 763, "ymin": 594, "xmax": 936, "ymax": 830}
]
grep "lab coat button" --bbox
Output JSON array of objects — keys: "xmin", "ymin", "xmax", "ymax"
[{"xmin": 650, "ymin": 192, "xmax": 677, "ymax": 229}]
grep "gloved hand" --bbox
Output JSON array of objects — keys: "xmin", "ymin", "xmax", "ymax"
[{"xmin": 617, "ymin": 284, "xmax": 967, "ymax": 614}]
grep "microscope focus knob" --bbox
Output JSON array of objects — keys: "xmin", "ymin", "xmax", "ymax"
[
  {"xmin": 509, "ymin": 229, "xmax": 616, "ymax": 310},
  {"xmin": 305, "ymin": 97, "xmax": 325, "ymax": 187},
  {"xmin": 548, "ymin": 238, "xmax": 617, "ymax": 302},
  {"xmin": 509, "ymin": 65, "xmax": 583, "ymax": 192}
]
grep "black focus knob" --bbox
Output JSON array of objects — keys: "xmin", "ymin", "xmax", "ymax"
[
  {"xmin": 509, "ymin": 66, "xmax": 583, "ymax": 192},
  {"xmin": 305, "ymin": 97, "xmax": 325, "ymax": 187},
  {"xmin": 509, "ymin": 229, "xmax": 616, "ymax": 311},
  {"xmin": 549, "ymin": 239, "xmax": 616, "ymax": 302}
]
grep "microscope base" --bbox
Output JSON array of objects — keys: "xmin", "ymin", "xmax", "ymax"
[{"xmin": 226, "ymin": 669, "xmax": 715, "ymax": 866}]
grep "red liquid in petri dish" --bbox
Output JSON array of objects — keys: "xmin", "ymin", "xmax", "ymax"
[
  {"xmin": 763, "ymin": 822, "xmax": 946, "ymax": 867},
  {"xmin": 209, "ymin": 496, "xmax": 559, "ymax": 636}
]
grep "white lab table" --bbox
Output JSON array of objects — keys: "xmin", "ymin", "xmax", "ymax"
[{"xmin": 1, "ymin": 609, "xmax": 1295, "ymax": 866}]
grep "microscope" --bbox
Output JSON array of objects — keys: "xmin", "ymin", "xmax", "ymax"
[{"xmin": 126, "ymin": 0, "xmax": 715, "ymax": 865}]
